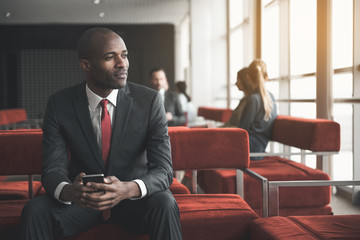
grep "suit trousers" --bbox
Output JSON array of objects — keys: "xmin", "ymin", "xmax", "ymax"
[{"xmin": 20, "ymin": 189, "xmax": 182, "ymax": 240}]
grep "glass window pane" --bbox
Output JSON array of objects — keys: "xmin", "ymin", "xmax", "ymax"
[
  {"xmin": 230, "ymin": 28, "xmax": 244, "ymax": 86},
  {"xmin": 229, "ymin": 0, "xmax": 244, "ymax": 28},
  {"xmin": 290, "ymin": 0, "xmax": 317, "ymax": 75},
  {"xmin": 262, "ymin": 4, "xmax": 279, "ymax": 78},
  {"xmin": 290, "ymin": 103, "xmax": 316, "ymax": 118},
  {"xmin": 332, "ymin": 104, "xmax": 353, "ymax": 180},
  {"xmin": 265, "ymin": 80, "xmax": 279, "ymax": 100},
  {"xmin": 332, "ymin": 0, "xmax": 353, "ymax": 69},
  {"xmin": 333, "ymin": 73, "xmax": 353, "ymax": 98},
  {"xmin": 290, "ymin": 76, "xmax": 316, "ymax": 99}
]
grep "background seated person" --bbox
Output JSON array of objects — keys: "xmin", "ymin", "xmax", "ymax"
[
  {"xmin": 149, "ymin": 68, "xmax": 186, "ymax": 126},
  {"xmin": 222, "ymin": 59, "xmax": 277, "ymax": 160},
  {"xmin": 175, "ymin": 81, "xmax": 196, "ymax": 124}
]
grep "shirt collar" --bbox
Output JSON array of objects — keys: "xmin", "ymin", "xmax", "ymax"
[{"xmin": 86, "ymin": 84, "xmax": 118, "ymax": 111}]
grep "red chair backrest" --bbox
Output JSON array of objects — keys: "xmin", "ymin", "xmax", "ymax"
[
  {"xmin": 0, "ymin": 130, "xmax": 43, "ymax": 175},
  {"xmin": 168, "ymin": 128, "xmax": 249, "ymax": 170},
  {"xmin": 271, "ymin": 115, "xmax": 340, "ymax": 151}
]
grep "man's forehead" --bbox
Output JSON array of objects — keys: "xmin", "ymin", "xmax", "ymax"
[{"xmin": 92, "ymin": 32, "xmax": 127, "ymax": 53}]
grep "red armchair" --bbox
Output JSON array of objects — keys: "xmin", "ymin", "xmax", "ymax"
[
  {"xmin": 169, "ymin": 127, "xmax": 259, "ymax": 240},
  {"xmin": 197, "ymin": 113, "xmax": 341, "ymax": 217},
  {"xmin": 1, "ymin": 128, "xmax": 259, "ymax": 240}
]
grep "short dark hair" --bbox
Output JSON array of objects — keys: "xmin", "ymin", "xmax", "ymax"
[
  {"xmin": 149, "ymin": 67, "xmax": 166, "ymax": 79},
  {"xmin": 77, "ymin": 27, "xmax": 115, "ymax": 60}
]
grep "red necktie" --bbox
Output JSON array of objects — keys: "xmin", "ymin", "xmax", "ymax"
[
  {"xmin": 100, "ymin": 99, "xmax": 111, "ymax": 221},
  {"xmin": 100, "ymin": 99, "xmax": 111, "ymax": 166}
]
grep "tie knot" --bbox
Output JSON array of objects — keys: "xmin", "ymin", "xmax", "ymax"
[{"xmin": 100, "ymin": 99, "xmax": 109, "ymax": 108}]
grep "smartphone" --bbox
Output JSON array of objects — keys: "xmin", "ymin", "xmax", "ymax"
[{"xmin": 82, "ymin": 174, "xmax": 104, "ymax": 186}]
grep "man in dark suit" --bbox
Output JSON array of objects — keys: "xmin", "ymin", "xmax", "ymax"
[
  {"xmin": 149, "ymin": 68, "xmax": 186, "ymax": 126},
  {"xmin": 20, "ymin": 28, "xmax": 182, "ymax": 240}
]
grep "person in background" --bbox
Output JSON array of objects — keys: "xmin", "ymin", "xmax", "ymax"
[
  {"xmin": 20, "ymin": 27, "xmax": 182, "ymax": 240},
  {"xmin": 149, "ymin": 68, "xmax": 186, "ymax": 126},
  {"xmin": 223, "ymin": 59, "xmax": 277, "ymax": 160},
  {"xmin": 175, "ymin": 81, "xmax": 196, "ymax": 124}
]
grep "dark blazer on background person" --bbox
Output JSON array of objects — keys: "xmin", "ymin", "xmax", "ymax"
[
  {"xmin": 164, "ymin": 90, "xmax": 186, "ymax": 126},
  {"xmin": 41, "ymin": 81, "xmax": 173, "ymax": 198}
]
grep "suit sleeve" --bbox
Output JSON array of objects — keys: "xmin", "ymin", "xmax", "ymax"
[
  {"xmin": 41, "ymin": 95, "xmax": 71, "ymax": 197},
  {"xmin": 141, "ymin": 92, "xmax": 174, "ymax": 195}
]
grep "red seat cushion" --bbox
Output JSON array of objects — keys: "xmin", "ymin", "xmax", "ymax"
[
  {"xmin": 0, "ymin": 199, "xmax": 28, "ymax": 231},
  {"xmin": 169, "ymin": 178, "xmax": 190, "ymax": 194},
  {"xmin": 176, "ymin": 194, "xmax": 258, "ymax": 240},
  {"xmin": 251, "ymin": 215, "xmax": 360, "ymax": 240},
  {"xmin": 198, "ymin": 157, "xmax": 331, "ymax": 215},
  {"xmin": 0, "ymin": 181, "xmax": 43, "ymax": 200},
  {"xmin": 288, "ymin": 215, "xmax": 360, "ymax": 239}
]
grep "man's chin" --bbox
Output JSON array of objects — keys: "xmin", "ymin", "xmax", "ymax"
[{"xmin": 112, "ymin": 79, "xmax": 127, "ymax": 89}]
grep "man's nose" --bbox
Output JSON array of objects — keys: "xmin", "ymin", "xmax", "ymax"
[{"xmin": 115, "ymin": 55, "xmax": 126, "ymax": 68}]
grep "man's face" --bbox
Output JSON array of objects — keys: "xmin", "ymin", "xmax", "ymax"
[
  {"xmin": 85, "ymin": 32, "xmax": 129, "ymax": 90},
  {"xmin": 150, "ymin": 70, "xmax": 167, "ymax": 91}
]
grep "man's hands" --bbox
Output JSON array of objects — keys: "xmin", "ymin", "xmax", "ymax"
[
  {"xmin": 166, "ymin": 112, "xmax": 173, "ymax": 121},
  {"xmin": 60, "ymin": 173, "xmax": 141, "ymax": 211}
]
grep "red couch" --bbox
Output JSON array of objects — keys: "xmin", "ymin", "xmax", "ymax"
[
  {"xmin": 0, "ymin": 130, "xmax": 187, "ymax": 240},
  {"xmin": 197, "ymin": 109, "xmax": 340, "ymax": 217},
  {"xmin": 1, "ymin": 128, "xmax": 259, "ymax": 240}
]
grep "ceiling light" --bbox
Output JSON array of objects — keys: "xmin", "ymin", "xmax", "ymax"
[
  {"xmin": 5, "ymin": 12, "xmax": 11, "ymax": 18},
  {"xmin": 94, "ymin": 0, "xmax": 100, "ymax": 4},
  {"xmin": 99, "ymin": 12, "xmax": 105, "ymax": 18}
]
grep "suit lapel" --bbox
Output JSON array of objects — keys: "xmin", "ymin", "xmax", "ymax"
[
  {"xmin": 73, "ymin": 83, "xmax": 104, "ymax": 171},
  {"xmin": 107, "ymin": 84, "xmax": 133, "ymax": 171}
]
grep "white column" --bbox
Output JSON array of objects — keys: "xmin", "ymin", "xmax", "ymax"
[{"xmin": 190, "ymin": 0, "xmax": 227, "ymax": 110}]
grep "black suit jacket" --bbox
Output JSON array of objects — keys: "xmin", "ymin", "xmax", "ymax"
[
  {"xmin": 164, "ymin": 90, "xmax": 186, "ymax": 126},
  {"xmin": 41, "ymin": 81, "xmax": 173, "ymax": 198}
]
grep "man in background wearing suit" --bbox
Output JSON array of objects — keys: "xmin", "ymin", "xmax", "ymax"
[
  {"xmin": 149, "ymin": 68, "xmax": 186, "ymax": 126},
  {"xmin": 20, "ymin": 27, "xmax": 182, "ymax": 240}
]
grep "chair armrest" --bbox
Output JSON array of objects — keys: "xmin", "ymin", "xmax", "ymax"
[{"xmin": 243, "ymin": 166, "xmax": 360, "ymax": 218}]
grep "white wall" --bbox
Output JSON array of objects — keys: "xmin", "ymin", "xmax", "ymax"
[{"xmin": 189, "ymin": 0, "xmax": 227, "ymax": 112}]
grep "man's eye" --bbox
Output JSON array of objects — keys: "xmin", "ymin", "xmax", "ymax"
[
  {"xmin": 105, "ymin": 56, "xmax": 113, "ymax": 60},
  {"xmin": 122, "ymin": 54, "xmax": 128, "ymax": 58}
]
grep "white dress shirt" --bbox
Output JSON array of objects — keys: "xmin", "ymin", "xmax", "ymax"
[{"xmin": 54, "ymin": 84, "xmax": 147, "ymax": 203}]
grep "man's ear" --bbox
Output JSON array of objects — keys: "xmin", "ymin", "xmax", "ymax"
[{"xmin": 79, "ymin": 59, "xmax": 91, "ymax": 71}]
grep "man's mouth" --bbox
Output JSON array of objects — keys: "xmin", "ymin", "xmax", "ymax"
[{"xmin": 114, "ymin": 71, "xmax": 127, "ymax": 79}]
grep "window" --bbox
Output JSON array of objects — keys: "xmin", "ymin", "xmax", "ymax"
[
  {"xmin": 260, "ymin": 0, "xmax": 359, "ymax": 187},
  {"xmin": 228, "ymin": 0, "xmax": 251, "ymax": 109},
  {"xmin": 332, "ymin": 0, "xmax": 354, "ymax": 181}
]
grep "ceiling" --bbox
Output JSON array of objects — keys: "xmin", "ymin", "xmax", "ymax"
[{"xmin": 0, "ymin": 0, "xmax": 189, "ymax": 26}]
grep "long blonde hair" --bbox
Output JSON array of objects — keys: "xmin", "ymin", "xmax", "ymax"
[{"xmin": 247, "ymin": 59, "xmax": 273, "ymax": 121}]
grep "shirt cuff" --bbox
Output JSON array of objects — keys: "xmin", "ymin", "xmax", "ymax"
[
  {"xmin": 54, "ymin": 182, "xmax": 72, "ymax": 205},
  {"xmin": 130, "ymin": 179, "xmax": 147, "ymax": 200}
]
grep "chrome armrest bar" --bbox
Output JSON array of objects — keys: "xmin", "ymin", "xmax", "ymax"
[
  {"xmin": 242, "ymin": 168, "xmax": 270, "ymax": 217},
  {"xmin": 236, "ymin": 169, "xmax": 244, "ymax": 198},
  {"xmin": 267, "ymin": 180, "xmax": 360, "ymax": 217},
  {"xmin": 28, "ymin": 175, "xmax": 34, "ymax": 199},
  {"xmin": 192, "ymin": 170, "xmax": 197, "ymax": 194},
  {"xmin": 249, "ymin": 151, "xmax": 338, "ymax": 157}
]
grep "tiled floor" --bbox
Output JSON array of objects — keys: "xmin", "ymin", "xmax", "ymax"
[{"xmin": 331, "ymin": 191, "xmax": 360, "ymax": 215}]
